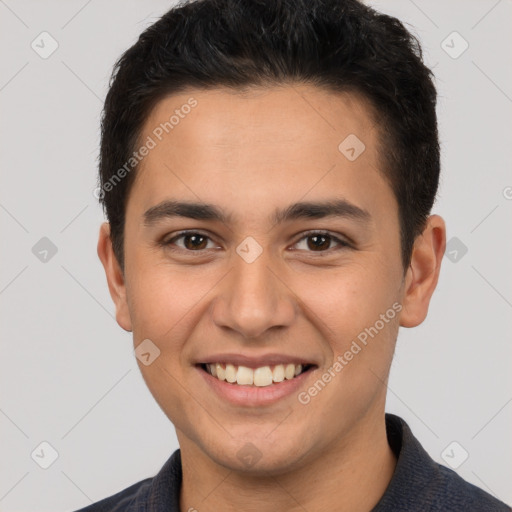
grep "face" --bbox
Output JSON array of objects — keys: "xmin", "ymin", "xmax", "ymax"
[{"xmin": 99, "ymin": 85, "xmax": 443, "ymax": 475}]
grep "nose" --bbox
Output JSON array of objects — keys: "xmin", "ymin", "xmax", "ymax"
[{"xmin": 210, "ymin": 248, "xmax": 297, "ymax": 340}]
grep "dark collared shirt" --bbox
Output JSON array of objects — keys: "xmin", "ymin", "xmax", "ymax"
[{"xmin": 74, "ymin": 413, "xmax": 511, "ymax": 511}]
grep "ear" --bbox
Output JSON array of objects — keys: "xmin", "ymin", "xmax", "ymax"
[
  {"xmin": 97, "ymin": 222, "xmax": 132, "ymax": 332},
  {"xmin": 399, "ymin": 214, "xmax": 446, "ymax": 328}
]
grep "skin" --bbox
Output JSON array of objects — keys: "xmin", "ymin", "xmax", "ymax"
[{"xmin": 98, "ymin": 84, "xmax": 446, "ymax": 512}]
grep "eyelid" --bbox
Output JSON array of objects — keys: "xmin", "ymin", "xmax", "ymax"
[
  {"xmin": 162, "ymin": 229, "xmax": 351, "ymax": 254},
  {"xmin": 163, "ymin": 229, "xmax": 219, "ymax": 250},
  {"xmin": 291, "ymin": 230, "xmax": 351, "ymax": 251}
]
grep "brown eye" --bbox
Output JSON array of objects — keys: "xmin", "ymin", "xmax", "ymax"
[
  {"xmin": 293, "ymin": 231, "xmax": 350, "ymax": 253},
  {"xmin": 181, "ymin": 234, "xmax": 208, "ymax": 250},
  {"xmin": 306, "ymin": 234, "xmax": 331, "ymax": 251},
  {"xmin": 164, "ymin": 231, "xmax": 216, "ymax": 252}
]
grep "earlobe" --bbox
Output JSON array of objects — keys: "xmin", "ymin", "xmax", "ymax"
[
  {"xmin": 399, "ymin": 215, "xmax": 446, "ymax": 328},
  {"xmin": 97, "ymin": 222, "xmax": 133, "ymax": 332}
]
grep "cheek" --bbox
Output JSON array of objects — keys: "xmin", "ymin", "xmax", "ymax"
[
  {"xmin": 124, "ymin": 259, "xmax": 199, "ymax": 424},
  {"xmin": 295, "ymin": 258, "xmax": 400, "ymax": 339},
  {"xmin": 300, "ymin": 268, "xmax": 400, "ymax": 415},
  {"xmin": 126, "ymin": 276, "xmax": 171, "ymax": 340},
  {"xmin": 124, "ymin": 251, "xmax": 219, "ymax": 360},
  {"xmin": 124, "ymin": 251, "xmax": 188, "ymax": 346},
  {"xmin": 294, "ymin": 257, "xmax": 402, "ymax": 409}
]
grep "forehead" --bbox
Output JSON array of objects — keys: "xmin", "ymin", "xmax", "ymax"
[
  {"xmin": 142, "ymin": 85, "xmax": 377, "ymax": 152},
  {"xmin": 130, "ymin": 85, "xmax": 394, "ymax": 225}
]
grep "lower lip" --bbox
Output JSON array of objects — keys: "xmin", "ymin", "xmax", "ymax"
[{"xmin": 197, "ymin": 366, "xmax": 315, "ymax": 407}]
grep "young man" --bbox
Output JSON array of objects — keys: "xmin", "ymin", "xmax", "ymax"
[{"xmin": 78, "ymin": 0, "xmax": 511, "ymax": 510}]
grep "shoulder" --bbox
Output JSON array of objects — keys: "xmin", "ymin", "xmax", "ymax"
[
  {"xmin": 71, "ymin": 449, "xmax": 182, "ymax": 512},
  {"xmin": 427, "ymin": 463, "xmax": 511, "ymax": 511},
  {"xmin": 72, "ymin": 478, "xmax": 153, "ymax": 512},
  {"xmin": 375, "ymin": 414, "xmax": 511, "ymax": 512}
]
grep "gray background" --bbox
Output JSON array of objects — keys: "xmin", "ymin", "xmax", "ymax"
[{"xmin": 0, "ymin": 0, "xmax": 511, "ymax": 510}]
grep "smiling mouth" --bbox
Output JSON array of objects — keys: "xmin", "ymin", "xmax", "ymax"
[{"xmin": 199, "ymin": 363, "xmax": 316, "ymax": 387}]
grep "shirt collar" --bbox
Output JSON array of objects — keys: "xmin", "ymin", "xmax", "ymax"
[
  {"xmin": 144, "ymin": 413, "xmax": 436, "ymax": 511},
  {"xmin": 371, "ymin": 413, "xmax": 439, "ymax": 511}
]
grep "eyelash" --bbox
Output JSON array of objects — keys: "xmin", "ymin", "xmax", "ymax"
[{"xmin": 161, "ymin": 230, "xmax": 352, "ymax": 256}]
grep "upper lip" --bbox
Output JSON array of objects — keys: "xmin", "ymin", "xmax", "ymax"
[{"xmin": 195, "ymin": 353, "xmax": 318, "ymax": 369}]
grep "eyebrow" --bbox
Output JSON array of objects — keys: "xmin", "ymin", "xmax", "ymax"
[{"xmin": 143, "ymin": 199, "xmax": 371, "ymax": 227}]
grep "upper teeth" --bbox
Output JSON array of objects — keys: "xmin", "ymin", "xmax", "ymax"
[{"xmin": 206, "ymin": 363, "xmax": 304, "ymax": 387}]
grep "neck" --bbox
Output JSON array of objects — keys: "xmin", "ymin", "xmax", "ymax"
[{"xmin": 178, "ymin": 410, "xmax": 397, "ymax": 512}]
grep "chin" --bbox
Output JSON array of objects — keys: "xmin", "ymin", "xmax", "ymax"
[{"xmin": 202, "ymin": 432, "xmax": 311, "ymax": 476}]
